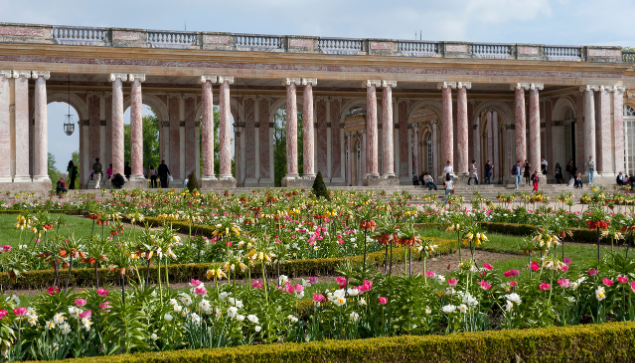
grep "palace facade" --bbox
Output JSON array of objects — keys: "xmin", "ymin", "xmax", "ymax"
[{"xmin": 1, "ymin": 22, "xmax": 634, "ymax": 189}]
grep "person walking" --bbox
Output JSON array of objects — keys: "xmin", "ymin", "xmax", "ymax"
[
  {"xmin": 468, "ymin": 160, "xmax": 479, "ymax": 185},
  {"xmin": 531, "ymin": 170, "xmax": 540, "ymax": 193},
  {"xmin": 555, "ymin": 163, "xmax": 563, "ymax": 184},
  {"xmin": 523, "ymin": 160, "xmax": 531, "ymax": 186},
  {"xmin": 149, "ymin": 165, "xmax": 158, "ymax": 188},
  {"xmin": 67, "ymin": 161, "xmax": 77, "ymax": 190},
  {"xmin": 92, "ymin": 158, "xmax": 102, "ymax": 189},
  {"xmin": 158, "ymin": 160, "xmax": 171, "ymax": 188},
  {"xmin": 586, "ymin": 156, "xmax": 595, "ymax": 184},
  {"xmin": 443, "ymin": 173, "xmax": 454, "ymax": 204},
  {"xmin": 511, "ymin": 161, "xmax": 522, "ymax": 189},
  {"xmin": 485, "ymin": 160, "xmax": 493, "ymax": 184}
]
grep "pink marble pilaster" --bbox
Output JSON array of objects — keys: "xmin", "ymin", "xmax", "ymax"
[
  {"xmin": 110, "ymin": 73, "xmax": 126, "ymax": 176},
  {"xmin": 218, "ymin": 77, "xmax": 234, "ymax": 179},
  {"xmin": 330, "ymin": 98, "xmax": 342, "ymax": 178},
  {"xmin": 581, "ymin": 86, "xmax": 597, "ymax": 164},
  {"xmin": 398, "ymin": 101, "xmax": 409, "ymax": 177},
  {"xmin": 439, "ymin": 83, "xmax": 454, "ymax": 171},
  {"xmin": 513, "ymin": 85, "xmax": 527, "ymax": 164},
  {"xmin": 487, "ymin": 111, "xmax": 493, "ymax": 164},
  {"xmin": 381, "ymin": 81, "xmax": 396, "ymax": 176},
  {"xmin": 346, "ymin": 132, "xmax": 352, "ymax": 185},
  {"xmin": 0, "ymin": 71, "xmax": 10, "ymax": 181},
  {"xmin": 258, "ymin": 97, "xmax": 271, "ymax": 179},
  {"xmin": 598, "ymin": 86, "xmax": 612, "ymax": 174},
  {"xmin": 184, "ymin": 95, "xmax": 197, "ymax": 178},
  {"xmin": 431, "ymin": 119, "xmax": 438, "ymax": 178},
  {"xmin": 200, "ymin": 77, "xmax": 216, "ymax": 179},
  {"xmin": 129, "ymin": 75, "xmax": 144, "ymax": 180},
  {"xmin": 33, "ymin": 71, "xmax": 50, "ymax": 181},
  {"xmin": 474, "ymin": 116, "xmax": 481, "ymax": 176},
  {"xmin": 302, "ymin": 79, "xmax": 316, "ymax": 177},
  {"xmin": 244, "ymin": 97, "xmax": 256, "ymax": 179},
  {"xmin": 456, "ymin": 83, "xmax": 470, "ymax": 175},
  {"xmin": 493, "ymin": 112, "xmax": 499, "ymax": 180},
  {"xmin": 316, "ymin": 98, "xmax": 328, "ymax": 175},
  {"xmin": 528, "ymin": 86, "xmax": 542, "ymax": 174},
  {"xmin": 13, "ymin": 71, "xmax": 31, "ymax": 181},
  {"xmin": 284, "ymin": 79, "xmax": 299, "ymax": 177},
  {"xmin": 364, "ymin": 80, "xmax": 380, "ymax": 177},
  {"xmin": 613, "ymin": 87, "xmax": 625, "ymax": 173},
  {"xmin": 412, "ymin": 124, "xmax": 420, "ymax": 176},
  {"xmin": 168, "ymin": 95, "xmax": 181, "ymax": 180}
]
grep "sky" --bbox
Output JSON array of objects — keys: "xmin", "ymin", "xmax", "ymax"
[{"xmin": 13, "ymin": 0, "xmax": 634, "ymax": 170}]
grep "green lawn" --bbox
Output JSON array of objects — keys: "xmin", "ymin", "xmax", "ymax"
[{"xmin": 0, "ymin": 213, "xmax": 136, "ymax": 247}]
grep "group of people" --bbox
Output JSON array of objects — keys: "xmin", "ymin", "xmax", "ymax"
[
  {"xmin": 87, "ymin": 158, "xmax": 173, "ymax": 189},
  {"xmin": 616, "ymin": 172, "xmax": 635, "ymax": 190},
  {"xmin": 412, "ymin": 160, "xmax": 495, "ymax": 188}
]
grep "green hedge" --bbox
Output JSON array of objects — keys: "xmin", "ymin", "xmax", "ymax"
[
  {"xmin": 24, "ymin": 321, "xmax": 635, "ymax": 363},
  {"xmin": 0, "ymin": 209, "xmax": 83, "ymax": 215}
]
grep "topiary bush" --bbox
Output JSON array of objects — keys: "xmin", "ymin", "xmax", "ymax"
[
  {"xmin": 311, "ymin": 171, "xmax": 330, "ymax": 201},
  {"xmin": 187, "ymin": 172, "xmax": 199, "ymax": 193}
]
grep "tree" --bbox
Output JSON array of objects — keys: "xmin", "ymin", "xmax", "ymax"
[
  {"xmin": 48, "ymin": 153, "xmax": 60, "ymax": 190},
  {"xmin": 124, "ymin": 110, "xmax": 160, "ymax": 172},
  {"xmin": 273, "ymin": 106, "xmax": 303, "ymax": 186},
  {"xmin": 311, "ymin": 171, "xmax": 330, "ymax": 201},
  {"xmin": 71, "ymin": 151, "xmax": 80, "ymax": 189}
]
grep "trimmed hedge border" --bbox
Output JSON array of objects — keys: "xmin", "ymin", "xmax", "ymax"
[
  {"xmin": 24, "ymin": 321, "xmax": 635, "ymax": 363},
  {"xmin": 0, "ymin": 209, "xmax": 83, "ymax": 215}
]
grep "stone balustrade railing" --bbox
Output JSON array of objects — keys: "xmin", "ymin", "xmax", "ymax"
[{"xmin": 3, "ymin": 22, "xmax": 628, "ymax": 63}]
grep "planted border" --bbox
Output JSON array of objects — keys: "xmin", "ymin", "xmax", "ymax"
[{"xmin": 23, "ymin": 321, "xmax": 635, "ymax": 363}]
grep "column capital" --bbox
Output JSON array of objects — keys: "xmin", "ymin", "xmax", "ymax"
[
  {"xmin": 437, "ymin": 82, "xmax": 457, "ymax": 90},
  {"xmin": 86, "ymin": 91, "xmax": 102, "ymax": 98},
  {"xmin": 579, "ymin": 85, "xmax": 600, "ymax": 92},
  {"xmin": 381, "ymin": 80, "xmax": 397, "ymax": 88},
  {"xmin": 218, "ymin": 76, "xmax": 234, "ymax": 84},
  {"xmin": 413, "ymin": 122, "xmax": 420, "ymax": 130},
  {"xmin": 32, "ymin": 71, "xmax": 50, "ymax": 80},
  {"xmin": 199, "ymin": 75, "xmax": 218, "ymax": 84},
  {"xmin": 282, "ymin": 78, "xmax": 301, "ymax": 86},
  {"xmin": 0, "ymin": 70, "xmax": 11, "ymax": 78},
  {"xmin": 167, "ymin": 93, "xmax": 182, "ymax": 100},
  {"xmin": 345, "ymin": 131, "xmax": 351, "ymax": 136},
  {"xmin": 329, "ymin": 96, "xmax": 342, "ymax": 102},
  {"xmin": 12, "ymin": 70, "xmax": 32, "ymax": 79},
  {"xmin": 456, "ymin": 81, "xmax": 471, "ymax": 89},
  {"xmin": 362, "ymin": 80, "xmax": 382, "ymax": 88},
  {"xmin": 256, "ymin": 95, "xmax": 270, "ymax": 101},
  {"xmin": 510, "ymin": 83, "xmax": 530, "ymax": 91},
  {"xmin": 104, "ymin": 92, "xmax": 112, "ymax": 98},
  {"xmin": 430, "ymin": 119, "xmax": 438, "ymax": 125},
  {"xmin": 301, "ymin": 78, "xmax": 317, "ymax": 86},
  {"xmin": 611, "ymin": 85, "xmax": 626, "ymax": 93},
  {"xmin": 109, "ymin": 73, "xmax": 128, "ymax": 82},
  {"xmin": 182, "ymin": 93, "xmax": 197, "ymax": 100},
  {"xmin": 529, "ymin": 83, "xmax": 544, "ymax": 91},
  {"xmin": 128, "ymin": 73, "xmax": 145, "ymax": 83}
]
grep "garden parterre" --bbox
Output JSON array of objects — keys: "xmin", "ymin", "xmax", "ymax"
[{"xmin": 1, "ymin": 187, "xmax": 635, "ymax": 361}]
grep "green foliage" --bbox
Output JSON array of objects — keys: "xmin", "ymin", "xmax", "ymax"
[
  {"xmin": 48, "ymin": 153, "xmax": 60, "ymax": 191},
  {"xmin": 273, "ymin": 106, "xmax": 303, "ymax": 187},
  {"xmin": 311, "ymin": 171, "xmax": 330, "ymax": 201},
  {"xmin": 187, "ymin": 172, "xmax": 199, "ymax": 193},
  {"xmin": 124, "ymin": 111, "xmax": 160, "ymax": 171}
]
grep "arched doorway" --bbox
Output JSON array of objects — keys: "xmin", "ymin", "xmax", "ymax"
[
  {"xmin": 44, "ymin": 101, "xmax": 80, "ymax": 189},
  {"xmin": 475, "ymin": 109, "xmax": 504, "ymax": 183},
  {"xmin": 624, "ymin": 104, "xmax": 635, "ymax": 174},
  {"xmin": 410, "ymin": 107, "xmax": 440, "ymax": 178}
]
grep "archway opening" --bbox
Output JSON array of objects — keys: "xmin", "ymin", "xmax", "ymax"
[
  {"xmin": 272, "ymin": 106, "xmax": 303, "ymax": 187},
  {"xmin": 46, "ymin": 101, "xmax": 80, "ymax": 190},
  {"xmin": 410, "ymin": 107, "xmax": 439, "ymax": 179}
]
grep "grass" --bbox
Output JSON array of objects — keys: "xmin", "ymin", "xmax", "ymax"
[{"xmin": 0, "ymin": 213, "xmax": 136, "ymax": 248}]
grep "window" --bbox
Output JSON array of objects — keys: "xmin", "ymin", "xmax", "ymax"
[
  {"xmin": 426, "ymin": 133, "xmax": 433, "ymax": 174},
  {"xmin": 625, "ymin": 105, "xmax": 635, "ymax": 117},
  {"xmin": 625, "ymin": 105, "xmax": 635, "ymax": 174}
]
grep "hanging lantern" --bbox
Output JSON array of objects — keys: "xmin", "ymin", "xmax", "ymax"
[{"xmin": 63, "ymin": 74, "xmax": 74, "ymax": 136}]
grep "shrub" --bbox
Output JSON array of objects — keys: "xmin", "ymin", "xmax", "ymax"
[
  {"xmin": 187, "ymin": 172, "xmax": 199, "ymax": 193},
  {"xmin": 311, "ymin": 171, "xmax": 330, "ymax": 201}
]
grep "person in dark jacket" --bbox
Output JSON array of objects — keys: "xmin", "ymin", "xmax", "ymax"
[
  {"xmin": 111, "ymin": 173, "xmax": 125, "ymax": 189},
  {"xmin": 67, "ymin": 161, "xmax": 78, "ymax": 190},
  {"xmin": 158, "ymin": 160, "xmax": 171, "ymax": 188},
  {"xmin": 124, "ymin": 162, "xmax": 131, "ymax": 180}
]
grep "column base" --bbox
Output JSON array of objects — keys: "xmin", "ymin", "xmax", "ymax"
[
  {"xmin": 0, "ymin": 179, "xmax": 51, "ymax": 193},
  {"xmin": 13, "ymin": 175, "xmax": 32, "ymax": 183},
  {"xmin": 281, "ymin": 175, "xmax": 315, "ymax": 188},
  {"xmin": 201, "ymin": 176, "xmax": 237, "ymax": 188},
  {"xmin": 363, "ymin": 173, "xmax": 398, "ymax": 186},
  {"xmin": 33, "ymin": 175, "xmax": 51, "ymax": 183},
  {"xmin": 123, "ymin": 175, "xmax": 148, "ymax": 189}
]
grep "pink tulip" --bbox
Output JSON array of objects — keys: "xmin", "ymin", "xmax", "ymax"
[
  {"xmin": 448, "ymin": 278, "xmax": 458, "ymax": 287},
  {"xmin": 194, "ymin": 287, "xmax": 207, "ymax": 296},
  {"xmin": 0, "ymin": 310, "xmax": 7, "ymax": 320},
  {"xmin": 336, "ymin": 277, "xmax": 347, "ymax": 289},
  {"xmin": 252, "ymin": 280, "xmax": 264, "ymax": 289},
  {"xmin": 3, "ymin": 245, "xmax": 10, "ymax": 252},
  {"xmin": 46, "ymin": 286, "xmax": 59, "ymax": 295},
  {"xmin": 478, "ymin": 280, "xmax": 491, "ymax": 290},
  {"xmin": 190, "ymin": 279, "xmax": 202, "ymax": 287},
  {"xmin": 79, "ymin": 310, "xmax": 92, "ymax": 319},
  {"xmin": 312, "ymin": 294, "xmax": 325, "ymax": 303},
  {"xmin": 482, "ymin": 263, "xmax": 493, "ymax": 271},
  {"xmin": 588, "ymin": 269, "xmax": 598, "ymax": 276},
  {"xmin": 603, "ymin": 278, "xmax": 614, "ymax": 287},
  {"xmin": 631, "ymin": 282, "xmax": 635, "ymax": 293},
  {"xmin": 293, "ymin": 284, "xmax": 304, "ymax": 293},
  {"xmin": 530, "ymin": 261, "xmax": 541, "ymax": 272},
  {"xmin": 560, "ymin": 265, "xmax": 569, "ymax": 272},
  {"xmin": 378, "ymin": 297, "xmax": 388, "ymax": 305},
  {"xmin": 539, "ymin": 283, "xmax": 551, "ymax": 291},
  {"xmin": 362, "ymin": 280, "xmax": 373, "ymax": 289},
  {"xmin": 563, "ymin": 258, "xmax": 572, "ymax": 265},
  {"xmin": 14, "ymin": 307, "xmax": 28, "ymax": 317},
  {"xmin": 75, "ymin": 299, "xmax": 87, "ymax": 307},
  {"xmin": 96, "ymin": 288, "xmax": 109, "ymax": 297},
  {"xmin": 510, "ymin": 281, "xmax": 518, "ymax": 287},
  {"xmin": 100, "ymin": 302, "xmax": 112, "ymax": 310},
  {"xmin": 504, "ymin": 269, "xmax": 520, "ymax": 278},
  {"xmin": 309, "ymin": 277, "xmax": 319, "ymax": 286},
  {"xmin": 425, "ymin": 271, "xmax": 436, "ymax": 278},
  {"xmin": 618, "ymin": 276, "xmax": 629, "ymax": 284},
  {"xmin": 558, "ymin": 279, "xmax": 570, "ymax": 288}
]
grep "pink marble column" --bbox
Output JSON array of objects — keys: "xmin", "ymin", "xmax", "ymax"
[
  {"xmin": 456, "ymin": 82, "xmax": 470, "ymax": 175},
  {"xmin": 200, "ymin": 76, "xmax": 216, "ymax": 180},
  {"xmin": 412, "ymin": 123, "xmax": 420, "ymax": 176},
  {"xmin": 528, "ymin": 84, "xmax": 543, "ymax": 174},
  {"xmin": 613, "ymin": 87, "xmax": 625, "ymax": 173},
  {"xmin": 493, "ymin": 111, "xmax": 499, "ymax": 180},
  {"xmin": 346, "ymin": 132, "xmax": 352, "ymax": 186},
  {"xmin": 364, "ymin": 80, "xmax": 380, "ymax": 177},
  {"xmin": 487, "ymin": 111, "xmax": 493, "ymax": 163},
  {"xmin": 0, "ymin": 71, "xmax": 10, "ymax": 181},
  {"xmin": 218, "ymin": 76, "xmax": 235, "ymax": 180},
  {"xmin": 284, "ymin": 78, "xmax": 300, "ymax": 178},
  {"xmin": 129, "ymin": 74, "xmax": 145, "ymax": 181},
  {"xmin": 431, "ymin": 119, "xmax": 438, "ymax": 178},
  {"xmin": 302, "ymin": 79, "xmax": 316, "ymax": 178},
  {"xmin": 33, "ymin": 71, "xmax": 50, "ymax": 182},
  {"xmin": 13, "ymin": 71, "xmax": 31, "ymax": 182},
  {"xmin": 474, "ymin": 116, "xmax": 481, "ymax": 175},
  {"xmin": 381, "ymin": 81, "xmax": 396, "ymax": 177},
  {"xmin": 512, "ymin": 84, "xmax": 527, "ymax": 164},
  {"xmin": 581, "ymin": 86, "xmax": 597, "ymax": 164},
  {"xmin": 110, "ymin": 73, "xmax": 126, "ymax": 176},
  {"xmin": 438, "ymin": 82, "xmax": 454, "ymax": 172},
  {"xmin": 598, "ymin": 86, "xmax": 612, "ymax": 174}
]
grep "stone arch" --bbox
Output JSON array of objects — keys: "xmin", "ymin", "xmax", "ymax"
[
  {"xmin": 552, "ymin": 96, "xmax": 577, "ymax": 121},
  {"xmin": 340, "ymin": 98, "xmax": 383, "ymax": 126},
  {"xmin": 407, "ymin": 100, "xmax": 442, "ymax": 123},
  {"xmin": 471, "ymin": 101, "xmax": 513, "ymax": 125},
  {"xmin": 122, "ymin": 94, "xmax": 169, "ymax": 122},
  {"xmin": 46, "ymin": 92, "xmax": 89, "ymax": 121},
  {"xmin": 194, "ymin": 96, "xmax": 243, "ymax": 124},
  {"xmin": 267, "ymin": 97, "xmax": 303, "ymax": 124}
]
